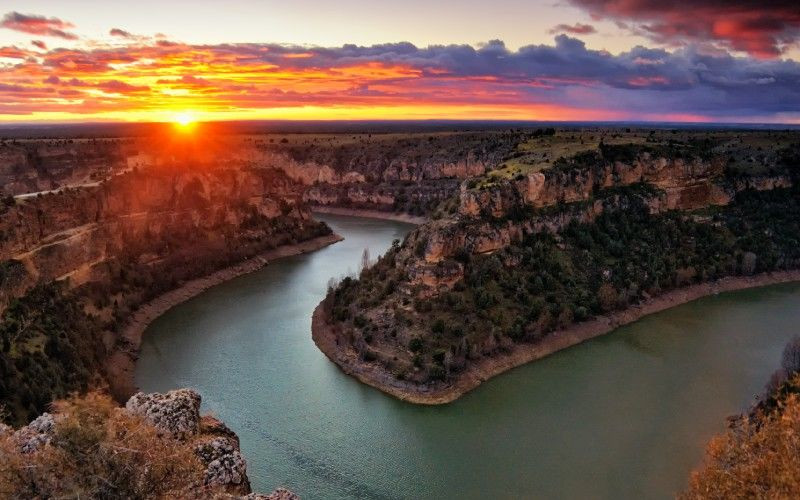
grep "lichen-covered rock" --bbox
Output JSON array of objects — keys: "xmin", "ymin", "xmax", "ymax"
[
  {"xmin": 125, "ymin": 388, "xmax": 201, "ymax": 438},
  {"xmin": 194, "ymin": 436, "xmax": 237, "ymax": 464},
  {"xmin": 0, "ymin": 422, "xmax": 10, "ymax": 437},
  {"xmin": 12, "ymin": 412, "xmax": 56, "ymax": 453},
  {"xmin": 241, "ymin": 488, "xmax": 300, "ymax": 500},
  {"xmin": 195, "ymin": 437, "xmax": 249, "ymax": 492}
]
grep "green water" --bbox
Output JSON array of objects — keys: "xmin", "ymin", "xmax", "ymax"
[{"xmin": 136, "ymin": 214, "xmax": 800, "ymax": 499}]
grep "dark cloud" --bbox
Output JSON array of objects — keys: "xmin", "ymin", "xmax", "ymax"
[
  {"xmin": 109, "ymin": 28, "xmax": 133, "ymax": 38},
  {"xmin": 0, "ymin": 11, "xmax": 78, "ymax": 40},
  {"xmin": 567, "ymin": 0, "xmax": 800, "ymax": 58},
  {"xmin": 31, "ymin": 40, "xmax": 47, "ymax": 50},
  {"xmin": 549, "ymin": 23, "xmax": 597, "ymax": 35}
]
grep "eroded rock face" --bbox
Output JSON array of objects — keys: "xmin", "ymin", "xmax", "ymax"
[
  {"xmin": 458, "ymin": 155, "xmax": 734, "ymax": 218},
  {"xmin": 125, "ymin": 388, "xmax": 201, "ymax": 438},
  {"xmin": 5, "ymin": 390, "xmax": 296, "ymax": 497}
]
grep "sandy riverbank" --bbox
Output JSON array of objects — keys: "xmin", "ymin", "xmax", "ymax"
[
  {"xmin": 311, "ymin": 205, "xmax": 426, "ymax": 225},
  {"xmin": 107, "ymin": 233, "xmax": 343, "ymax": 401},
  {"xmin": 312, "ymin": 270, "xmax": 800, "ymax": 405}
]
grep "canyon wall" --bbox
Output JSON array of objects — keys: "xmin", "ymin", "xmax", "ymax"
[
  {"xmin": 318, "ymin": 145, "xmax": 799, "ymax": 402},
  {"xmin": 0, "ymin": 164, "xmax": 328, "ymax": 313},
  {"xmin": 247, "ymin": 132, "xmax": 522, "ymax": 215},
  {"xmin": 0, "ymin": 140, "xmax": 135, "ymax": 196},
  {"xmin": 419, "ymin": 154, "xmax": 793, "ymax": 267}
]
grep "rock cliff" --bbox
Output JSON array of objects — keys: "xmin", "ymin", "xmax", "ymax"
[
  {"xmin": 0, "ymin": 164, "xmax": 328, "ymax": 313},
  {"xmin": 251, "ymin": 131, "xmax": 524, "ymax": 215}
]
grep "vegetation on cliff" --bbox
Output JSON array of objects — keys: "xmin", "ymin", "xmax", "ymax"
[
  {"xmin": 0, "ymin": 283, "xmax": 103, "ymax": 426},
  {"xmin": 0, "ymin": 163, "xmax": 332, "ymax": 425},
  {"xmin": 325, "ymin": 184, "xmax": 800, "ymax": 385},
  {"xmin": 0, "ymin": 388, "xmax": 296, "ymax": 498},
  {"xmin": 683, "ymin": 338, "xmax": 800, "ymax": 498}
]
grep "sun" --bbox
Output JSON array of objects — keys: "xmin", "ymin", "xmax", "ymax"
[{"xmin": 171, "ymin": 112, "xmax": 197, "ymax": 129}]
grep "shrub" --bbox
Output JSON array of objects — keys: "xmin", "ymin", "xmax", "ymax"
[{"xmin": 428, "ymin": 366, "xmax": 446, "ymax": 381}]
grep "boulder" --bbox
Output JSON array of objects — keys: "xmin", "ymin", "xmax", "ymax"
[{"xmin": 125, "ymin": 388, "xmax": 201, "ymax": 438}]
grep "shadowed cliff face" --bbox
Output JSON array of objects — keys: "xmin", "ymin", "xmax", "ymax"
[
  {"xmin": 423, "ymin": 153, "xmax": 792, "ymax": 266},
  {"xmin": 254, "ymin": 131, "xmax": 523, "ymax": 215},
  {"xmin": 0, "ymin": 139, "xmax": 136, "ymax": 197}
]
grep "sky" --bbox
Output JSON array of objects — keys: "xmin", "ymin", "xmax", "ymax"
[{"xmin": 0, "ymin": 0, "xmax": 799, "ymax": 124}]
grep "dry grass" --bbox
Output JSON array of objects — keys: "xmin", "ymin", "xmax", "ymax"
[
  {"xmin": 0, "ymin": 392, "xmax": 212, "ymax": 499},
  {"xmin": 683, "ymin": 390, "xmax": 800, "ymax": 499}
]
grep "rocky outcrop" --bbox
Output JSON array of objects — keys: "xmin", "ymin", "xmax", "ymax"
[
  {"xmin": 126, "ymin": 388, "xmax": 202, "ymax": 438},
  {"xmin": 4, "ymin": 389, "xmax": 298, "ymax": 498},
  {"xmin": 125, "ymin": 389, "xmax": 248, "ymax": 493},
  {"xmin": 11, "ymin": 412, "xmax": 56, "ymax": 454},
  {"xmin": 459, "ymin": 154, "xmax": 733, "ymax": 218}
]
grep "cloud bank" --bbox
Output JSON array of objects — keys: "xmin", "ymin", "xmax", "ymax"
[{"xmin": 0, "ymin": 18, "xmax": 798, "ymax": 122}]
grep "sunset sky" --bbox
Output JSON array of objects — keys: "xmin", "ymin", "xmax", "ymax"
[{"xmin": 1, "ymin": 1, "xmax": 799, "ymax": 124}]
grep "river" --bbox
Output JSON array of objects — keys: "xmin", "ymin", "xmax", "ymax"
[{"xmin": 136, "ymin": 214, "xmax": 800, "ymax": 499}]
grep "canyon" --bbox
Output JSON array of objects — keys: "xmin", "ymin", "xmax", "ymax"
[{"xmin": 1, "ymin": 125, "xmax": 799, "ymax": 498}]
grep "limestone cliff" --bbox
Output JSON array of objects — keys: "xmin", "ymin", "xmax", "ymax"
[
  {"xmin": 0, "ymin": 164, "xmax": 328, "ymax": 313},
  {"xmin": 0, "ymin": 161, "xmax": 331, "ymax": 426},
  {"xmin": 317, "ymin": 142, "xmax": 799, "ymax": 403}
]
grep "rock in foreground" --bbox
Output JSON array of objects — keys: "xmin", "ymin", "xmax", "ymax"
[{"xmin": 0, "ymin": 389, "xmax": 298, "ymax": 499}]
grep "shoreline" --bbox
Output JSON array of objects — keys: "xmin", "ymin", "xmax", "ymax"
[
  {"xmin": 106, "ymin": 233, "xmax": 344, "ymax": 401},
  {"xmin": 311, "ymin": 205, "xmax": 426, "ymax": 225},
  {"xmin": 312, "ymin": 269, "xmax": 800, "ymax": 405}
]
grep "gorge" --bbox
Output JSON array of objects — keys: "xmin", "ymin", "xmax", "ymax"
[{"xmin": 1, "ymin": 125, "xmax": 799, "ymax": 498}]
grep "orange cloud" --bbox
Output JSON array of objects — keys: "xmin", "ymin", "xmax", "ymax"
[{"xmin": 0, "ymin": 36, "xmax": 797, "ymax": 123}]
